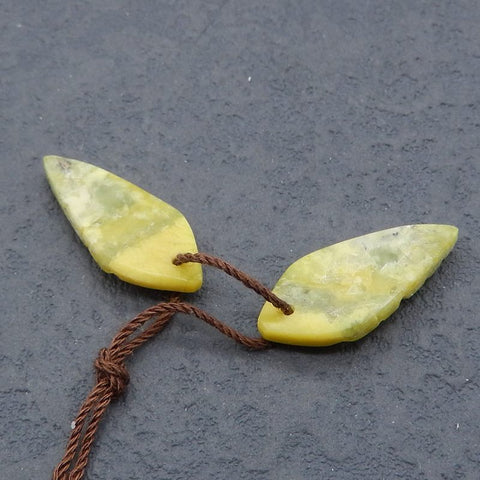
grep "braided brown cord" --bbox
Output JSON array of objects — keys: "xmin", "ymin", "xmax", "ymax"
[
  {"xmin": 173, "ymin": 252, "xmax": 294, "ymax": 315},
  {"xmin": 156, "ymin": 302, "xmax": 271, "ymax": 349},
  {"xmin": 52, "ymin": 299, "xmax": 270, "ymax": 480}
]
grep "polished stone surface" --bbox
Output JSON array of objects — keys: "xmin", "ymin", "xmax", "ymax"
[
  {"xmin": 2, "ymin": 2, "xmax": 479, "ymax": 479},
  {"xmin": 44, "ymin": 156, "xmax": 202, "ymax": 292},
  {"xmin": 258, "ymin": 225, "xmax": 458, "ymax": 346}
]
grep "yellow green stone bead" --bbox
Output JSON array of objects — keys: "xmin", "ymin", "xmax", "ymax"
[
  {"xmin": 43, "ymin": 155, "xmax": 202, "ymax": 292},
  {"xmin": 258, "ymin": 225, "xmax": 458, "ymax": 346}
]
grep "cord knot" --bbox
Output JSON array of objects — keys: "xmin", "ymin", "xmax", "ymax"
[{"xmin": 94, "ymin": 348, "xmax": 130, "ymax": 398}]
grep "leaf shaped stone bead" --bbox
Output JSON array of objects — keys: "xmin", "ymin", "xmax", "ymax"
[
  {"xmin": 258, "ymin": 225, "xmax": 458, "ymax": 346},
  {"xmin": 44, "ymin": 155, "xmax": 202, "ymax": 292}
]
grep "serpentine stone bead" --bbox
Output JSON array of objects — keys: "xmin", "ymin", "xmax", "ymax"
[
  {"xmin": 44, "ymin": 155, "xmax": 202, "ymax": 292},
  {"xmin": 257, "ymin": 224, "xmax": 458, "ymax": 346}
]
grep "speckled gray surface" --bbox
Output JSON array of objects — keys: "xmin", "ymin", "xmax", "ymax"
[{"xmin": 1, "ymin": 1, "xmax": 479, "ymax": 479}]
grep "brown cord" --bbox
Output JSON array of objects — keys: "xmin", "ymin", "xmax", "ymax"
[
  {"xmin": 173, "ymin": 252, "xmax": 294, "ymax": 315},
  {"xmin": 52, "ymin": 298, "xmax": 270, "ymax": 480},
  {"xmin": 52, "ymin": 253, "xmax": 288, "ymax": 479}
]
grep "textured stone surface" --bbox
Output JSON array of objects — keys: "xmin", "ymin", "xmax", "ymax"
[
  {"xmin": 258, "ymin": 225, "xmax": 458, "ymax": 346},
  {"xmin": 44, "ymin": 155, "xmax": 201, "ymax": 292},
  {"xmin": 1, "ymin": 1, "xmax": 479, "ymax": 480}
]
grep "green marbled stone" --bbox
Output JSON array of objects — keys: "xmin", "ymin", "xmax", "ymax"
[
  {"xmin": 258, "ymin": 224, "xmax": 458, "ymax": 346},
  {"xmin": 44, "ymin": 155, "xmax": 202, "ymax": 292}
]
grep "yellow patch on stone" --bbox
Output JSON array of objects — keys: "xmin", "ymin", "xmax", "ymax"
[
  {"xmin": 43, "ymin": 155, "xmax": 202, "ymax": 292},
  {"xmin": 258, "ymin": 225, "xmax": 458, "ymax": 346}
]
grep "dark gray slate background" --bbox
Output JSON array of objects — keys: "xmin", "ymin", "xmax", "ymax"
[{"xmin": 1, "ymin": 1, "xmax": 479, "ymax": 479}]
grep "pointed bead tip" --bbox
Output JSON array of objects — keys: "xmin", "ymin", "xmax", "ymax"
[
  {"xmin": 43, "ymin": 156, "xmax": 72, "ymax": 193},
  {"xmin": 431, "ymin": 223, "xmax": 459, "ymax": 250},
  {"xmin": 43, "ymin": 155, "xmax": 53, "ymax": 172},
  {"xmin": 43, "ymin": 154, "xmax": 60, "ymax": 168},
  {"xmin": 43, "ymin": 155, "xmax": 74, "ymax": 173}
]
